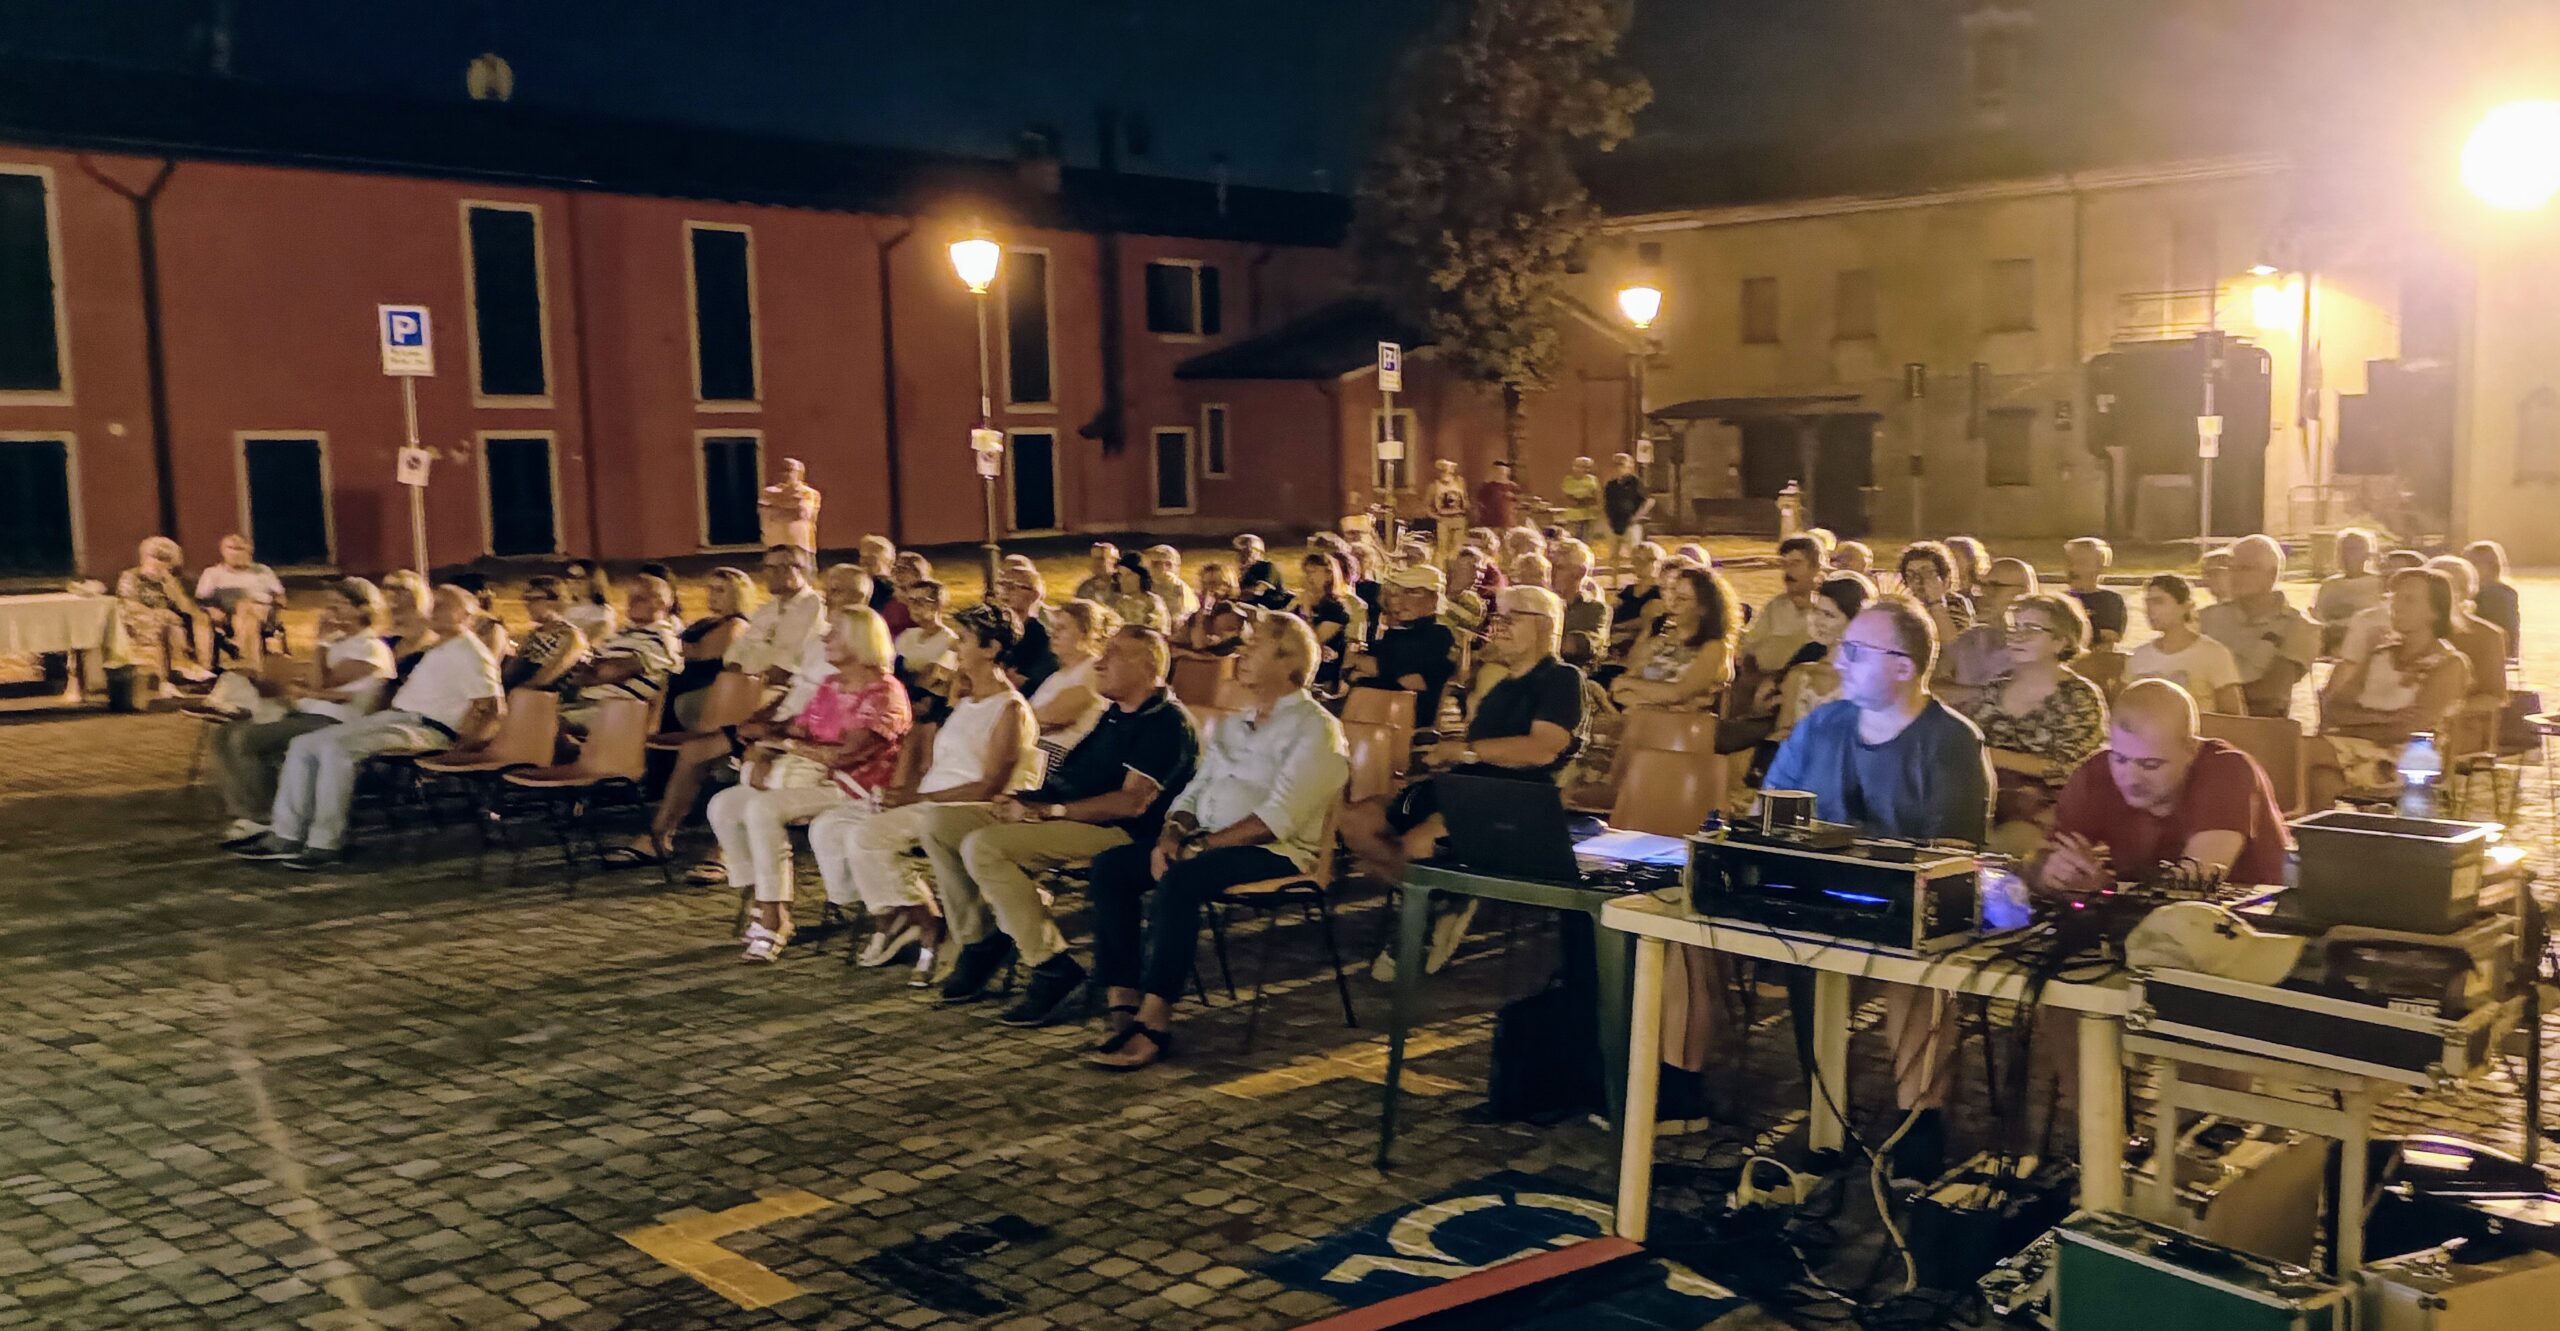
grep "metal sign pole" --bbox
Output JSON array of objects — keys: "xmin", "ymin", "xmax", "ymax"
[{"xmin": 401, "ymin": 376, "xmax": 427, "ymax": 574}]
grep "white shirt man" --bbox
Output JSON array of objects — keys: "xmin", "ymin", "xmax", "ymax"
[{"xmin": 726, "ymin": 551, "xmax": 828, "ymax": 681}]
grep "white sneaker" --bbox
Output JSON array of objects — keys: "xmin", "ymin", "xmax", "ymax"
[
  {"xmin": 1425, "ymin": 900, "xmax": 1479, "ymax": 974},
  {"xmin": 856, "ymin": 919, "xmax": 926, "ymax": 968},
  {"xmin": 1370, "ymin": 950, "xmax": 1398, "ymax": 983},
  {"xmin": 219, "ymin": 819, "xmax": 269, "ymax": 846}
]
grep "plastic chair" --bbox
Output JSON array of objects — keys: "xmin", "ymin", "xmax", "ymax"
[
  {"xmin": 2199, "ymin": 712, "xmax": 2308, "ymax": 818},
  {"xmin": 1168, "ymin": 655, "xmax": 1233, "ymax": 707},
  {"xmin": 497, "ymin": 697, "xmax": 654, "ymax": 886},
  {"xmin": 1342, "ymin": 687, "xmax": 1417, "ymax": 732},
  {"xmin": 1609, "ymin": 745, "xmax": 1727, "ymax": 836},
  {"xmin": 417, "ymin": 688, "xmax": 562, "ymax": 844},
  {"xmin": 1341, "ymin": 720, "xmax": 1406, "ymax": 801},
  {"xmin": 1201, "ymin": 798, "xmax": 1356, "ymax": 1051},
  {"xmin": 1619, "ymin": 708, "xmax": 1722, "ymax": 755}
]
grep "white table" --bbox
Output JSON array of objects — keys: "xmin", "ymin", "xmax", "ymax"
[
  {"xmin": 1601, "ymin": 890, "xmax": 2134, "ymax": 1240},
  {"xmin": 0, "ymin": 593, "xmax": 123, "ymax": 695}
]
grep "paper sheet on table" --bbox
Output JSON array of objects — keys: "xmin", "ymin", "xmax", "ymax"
[{"xmin": 1573, "ymin": 830, "xmax": 1688, "ymax": 866}]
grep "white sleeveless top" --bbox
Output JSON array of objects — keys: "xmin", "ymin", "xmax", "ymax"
[{"xmin": 921, "ymin": 689, "xmax": 1040, "ymax": 794}]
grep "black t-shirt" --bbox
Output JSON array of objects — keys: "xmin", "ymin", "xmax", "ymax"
[
  {"xmin": 1024, "ymin": 689, "xmax": 1200, "ymax": 840},
  {"xmin": 1603, "ymin": 474, "xmax": 1647, "ymax": 528},
  {"xmin": 1611, "ymin": 584, "xmax": 1661, "ymax": 645},
  {"xmin": 1301, "ymin": 595, "xmax": 1354, "ymax": 688},
  {"xmin": 1009, "ymin": 615, "xmax": 1059, "ymax": 695},
  {"xmin": 1366, "ymin": 616, "xmax": 1459, "ymax": 722},
  {"xmin": 1460, "ymin": 655, "xmax": 1587, "ymax": 779},
  {"xmin": 868, "ymin": 578, "xmax": 896, "ymax": 613},
  {"xmin": 1239, "ymin": 559, "xmax": 1292, "ymax": 610},
  {"xmin": 2070, "ymin": 586, "xmax": 2128, "ymax": 642}
]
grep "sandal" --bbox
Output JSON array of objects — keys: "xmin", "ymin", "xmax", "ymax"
[
  {"xmin": 1092, "ymin": 1005, "xmax": 1141, "ymax": 1050},
  {"xmin": 598, "ymin": 845, "xmax": 668, "ymax": 868},
  {"xmin": 1088, "ymin": 1025, "xmax": 1174, "ymax": 1070}
]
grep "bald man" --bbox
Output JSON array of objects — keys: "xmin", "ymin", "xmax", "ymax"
[
  {"xmin": 2033, "ymin": 679, "xmax": 2292, "ymax": 896},
  {"xmin": 1939, "ymin": 556, "xmax": 2037, "ymax": 696}
]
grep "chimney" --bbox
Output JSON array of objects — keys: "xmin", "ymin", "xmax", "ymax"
[{"xmin": 1015, "ymin": 128, "xmax": 1062, "ymax": 194}]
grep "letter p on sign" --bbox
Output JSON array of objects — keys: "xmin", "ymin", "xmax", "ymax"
[{"xmin": 379, "ymin": 304, "xmax": 435, "ymax": 376}]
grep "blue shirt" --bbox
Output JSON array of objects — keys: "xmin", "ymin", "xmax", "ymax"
[{"xmin": 1761, "ymin": 698, "xmax": 1993, "ymax": 846}]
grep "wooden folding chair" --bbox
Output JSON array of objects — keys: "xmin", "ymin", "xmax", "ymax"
[
  {"xmin": 417, "ymin": 688, "xmax": 562, "ymax": 847},
  {"xmin": 648, "ymin": 670, "xmax": 764, "ymax": 750},
  {"xmin": 1609, "ymin": 745, "xmax": 1728, "ymax": 836},
  {"xmin": 1341, "ymin": 720, "xmax": 1407, "ymax": 799},
  {"xmin": 1618, "ymin": 708, "xmax": 1721, "ymax": 755},
  {"xmin": 496, "ymin": 697, "xmax": 653, "ymax": 887},
  {"xmin": 1168, "ymin": 655, "xmax": 1233, "ymax": 707},
  {"xmin": 2199, "ymin": 712, "xmax": 2309, "ymax": 818}
]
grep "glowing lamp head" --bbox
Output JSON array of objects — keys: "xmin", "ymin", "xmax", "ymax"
[
  {"xmin": 1616, "ymin": 282, "xmax": 1663, "ymax": 331},
  {"xmin": 2462, "ymin": 101, "xmax": 2560, "ymax": 212},
  {"xmin": 949, "ymin": 231, "xmax": 1002, "ymax": 294}
]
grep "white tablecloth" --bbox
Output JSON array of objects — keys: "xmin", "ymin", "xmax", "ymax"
[{"xmin": 0, "ymin": 594, "xmax": 120, "ymax": 656}]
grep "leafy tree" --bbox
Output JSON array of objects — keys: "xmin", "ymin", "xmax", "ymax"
[{"xmin": 1351, "ymin": 0, "xmax": 1651, "ymax": 462}]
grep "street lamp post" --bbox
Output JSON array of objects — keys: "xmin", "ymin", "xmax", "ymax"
[
  {"xmin": 1617, "ymin": 279, "xmax": 1664, "ymax": 531},
  {"xmin": 949, "ymin": 225, "xmax": 1005, "ymax": 596}
]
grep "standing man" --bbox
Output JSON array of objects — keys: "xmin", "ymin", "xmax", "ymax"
[
  {"xmin": 758, "ymin": 458, "xmax": 821, "ymax": 553},
  {"xmin": 1601, "ymin": 453, "xmax": 1653, "ymax": 564},
  {"xmin": 1474, "ymin": 459, "xmax": 1521, "ymax": 534},
  {"xmin": 2063, "ymin": 538, "xmax": 2128, "ymax": 650},
  {"xmin": 1426, "ymin": 460, "xmax": 1471, "ymax": 566},
  {"xmin": 1558, "ymin": 456, "xmax": 1603, "ymax": 544},
  {"xmin": 1761, "ymin": 597, "xmax": 1993, "ymax": 1178},
  {"xmin": 914, "ymin": 627, "xmax": 1200, "ymax": 1014},
  {"xmin": 235, "ymin": 586, "xmax": 502, "ymax": 870},
  {"xmin": 2197, "ymin": 534, "xmax": 2319, "ymax": 718}
]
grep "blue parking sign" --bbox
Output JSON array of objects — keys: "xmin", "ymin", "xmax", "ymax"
[{"xmin": 378, "ymin": 304, "xmax": 434, "ymax": 376}]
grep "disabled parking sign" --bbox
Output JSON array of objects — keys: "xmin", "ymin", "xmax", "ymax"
[{"xmin": 378, "ymin": 304, "xmax": 434, "ymax": 376}]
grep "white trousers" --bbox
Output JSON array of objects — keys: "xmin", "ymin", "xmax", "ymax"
[
  {"xmin": 270, "ymin": 709, "xmax": 450, "ymax": 851},
  {"xmin": 706, "ymin": 782, "xmax": 855, "ymax": 905},
  {"xmin": 819, "ymin": 801, "xmax": 947, "ymax": 912}
]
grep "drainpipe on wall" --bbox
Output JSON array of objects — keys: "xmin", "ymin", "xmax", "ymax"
[
  {"xmin": 1080, "ymin": 105, "xmax": 1128, "ymax": 466},
  {"xmin": 871, "ymin": 219, "xmax": 916, "ymax": 542},
  {"xmin": 1247, "ymin": 245, "xmax": 1277, "ymax": 333},
  {"xmin": 566, "ymin": 189, "xmax": 604, "ymax": 559},
  {"xmin": 78, "ymin": 157, "xmax": 181, "ymax": 542}
]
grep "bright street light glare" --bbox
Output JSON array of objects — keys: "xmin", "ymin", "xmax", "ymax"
[
  {"xmin": 2251, "ymin": 281, "xmax": 2295, "ymax": 331},
  {"xmin": 948, "ymin": 232, "xmax": 1002, "ymax": 294},
  {"xmin": 2462, "ymin": 100, "xmax": 2560, "ymax": 212},
  {"xmin": 1616, "ymin": 282, "xmax": 1663, "ymax": 330}
]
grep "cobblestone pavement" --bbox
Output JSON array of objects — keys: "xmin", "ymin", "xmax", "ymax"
[{"xmin": 2, "ymin": 575, "xmax": 2556, "ymax": 1330}]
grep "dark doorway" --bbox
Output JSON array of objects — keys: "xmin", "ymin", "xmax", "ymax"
[
  {"xmin": 241, "ymin": 437, "xmax": 331, "ymax": 568},
  {"xmin": 699, "ymin": 434, "xmax": 761, "ymax": 548},
  {"xmin": 0, "ymin": 436, "xmax": 74, "ymax": 577},
  {"xmin": 2088, "ymin": 337, "xmax": 2274, "ymax": 537},
  {"xmin": 483, "ymin": 435, "xmax": 558, "ymax": 557},
  {"xmin": 1008, "ymin": 430, "xmax": 1058, "ymax": 533},
  {"xmin": 1814, "ymin": 415, "xmax": 1877, "ymax": 536},
  {"xmin": 1736, "ymin": 418, "xmax": 1801, "ymax": 498}
]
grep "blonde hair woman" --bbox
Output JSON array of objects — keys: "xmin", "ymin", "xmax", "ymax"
[
  {"xmin": 667, "ymin": 567, "xmax": 757, "ymax": 729},
  {"xmin": 706, "ymin": 607, "xmax": 914, "ymax": 961},
  {"xmin": 1028, "ymin": 599, "xmax": 1121, "ymax": 774}
]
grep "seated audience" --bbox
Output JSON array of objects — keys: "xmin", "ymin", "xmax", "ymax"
[
  {"xmin": 2335, "ymin": 547, "xmax": 2434, "ymax": 660},
  {"xmin": 1896, "ymin": 540, "xmax": 1975, "ymax": 648},
  {"xmin": 1444, "ymin": 543, "xmax": 1503, "ymax": 638},
  {"xmin": 2199, "ymin": 548, "xmax": 2235, "ymax": 604},
  {"xmin": 1175, "ymin": 563, "xmax": 1244, "ymax": 658},
  {"xmin": 1719, "ymin": 536, "xmax": 1824, "ymax": 751},
  {"xmin": 878, "ymin": 551, "xmax": 929, "ymax": 638},
  {"xmin": 1072, "ymin": 542, "xmax": 1120, "ymax": 603},
  {"xmin": 1611, "ymin": 565, "xmax": 1737, "ymax": 715},
  {"xmin": 2197, "ymin": 535, "xmax": 2319, "ymax": 718},
  {"xmin": 825, "ymin": 605, "xmax": 1038, "ymax": 971},
  {"xmin": 2129, "ymin": 574, "xmax": 2244, "ymax": 714},
  {"xmin": 666, "ymin": 567, "xmax": 753, "ymax": 730},
  {"xmin": 2463, "ymin": 540, "xmax": 2520, "ymax": 663},
  {"xmin": 2306, "ymin": 566, "xmax": 2469, "ymax": 807},
  {"xmin": 995, "ymin": 562, "xmax": 1059, "ymax": 693},
  {"xmin": 1233, "ymin": 534, "xmax": 1293, "ymax": 611},
  {"xmin": 1940, "ymin": 557, "xmax": 2037, "ymax": 696},
  {"xmin": 857, "ymin": 535, "xmax": 900, "ymax": 616},
  {"xmin": 117, "ymin": 536, "xmax": 212, "ymax": 685},
  {"xmin": 1146, "ymin": 545, "xmax": 1197, "ymax": 626},
  {"xmin": 195, "ymin": 533, "xmax": 288, "ymax": 669},
  {"xmin": 2426, "ymin": 554, "xmax": 2511, "ymax": 718},
  {"xmin": 1029, "ymin": 600, "xmax": 1119, "ymax": 774},
  {"xmin": 724, "ymin": 546, "xmax": 826, "ymax": 693},
  {"xmin": 1296, "ymin": 550, "xmax": 1357, "ymax": 695},
  {"xmin": 378, "ymin": 571, "xmax": 436, "ymax": 678},
  {"xmin": 710, "ymin": 607, "xmax": 912, "ymax": 961},
  {"xmin": 2034, "ymin": 679, "xmax": 2291, "ymax": 896},
  {"xmin": 1956, "ymin": 591, "xmax": 2108, "ymax": 857},
  {"xmin": 1346, "ymin": 564, "xmax": 1459, "ymax": 726},
  {"xmin": 2315, "ymin": 527, "xmax": 2384, "ymax": 655},
  {"xmin": 1550, "ymin": 538, "xmax": 1611, "ymax": 666},
  {"xmin": 561, "ymin": 560, "xmax": 619, "ymax": 643},
  {"xmin": 1607, "ymin": 541, "xmax": 1667, "ymax": 664},
  {"xmin": 893, "ymin": 579, "xmax": 957, "ymax": 724},
  {"xmin": 1080, "ymin": 616, "xmax": 1349, "ymax": 1064},
  {"xmin": 1670, "ymin": 542, "xmax": 1712, "ymax": 570},
  {"xmin": 211, "ymin": 578, "xmax": 394, "ymax": 847},
  {"xmin": 1104, "ymin": 552, "xmax": 1172, "ymax": 633},
  {"xmin": 1833, "ymin": 540, "xmax": 1873, "ymax": 578},
  {"xmin": 502, "ymin": 576, "xmax": 590, "ymax": 694},
  {"xmin": 442, "ymin": 570, "xmax": 512, "ymax": 663},
  {"xmin": 914, "ymin": 627, "xmax": 1200, "ymax": 1008},
  {"xmin": 2062, "ymin": 537, "xmax": 2127, "ymax": 649},
  {"xmin": 1764, "ymin": 572, "xmax": 1875, "ymax": 757},
  {"xmin": 233, "ymin": 586, "xmax": 501, "ymax": 869},
  {"xmin": 1945, "ymin": 535, "xmax": 1992, "ymax": 605},
  {"xmin": 559, "ymin": 575, "xmax": 681, "ymax": 732}
]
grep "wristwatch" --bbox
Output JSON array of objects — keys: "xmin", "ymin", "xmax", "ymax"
[
  {"xmin": 1459, "ymin": 747, "xmax": 1481, "ymax": 766},
  {"xmin": 1044, "ymin": 803, "xmax": 1066, "ymax": 821}
]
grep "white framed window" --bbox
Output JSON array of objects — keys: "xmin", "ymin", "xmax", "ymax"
[
  {"xmin": 0, "ymin": 165, "xmax": 72, "ymax": 406},
  {"xmin": 1199, "ymin": 402, "xmax": 1231, "ymax": 478},
  {"xmin": 460, "ymin": 200, "xmax": 553, "ymax": 407},
  {"xmin": 1371, "ymin": 408, "xmax": 1417, "ymax": 493},
  {"xmin": 695, "ymin": 429, "xmax": 764, "ymax": 550},
  {"xmin": 1000, "ymin": 247, "xmax": 1057, "ymax": 411},
  {"xmin": 1151, "ymin": 427, "xmax": 1196, "ymax": 515},
  {"xmin": 1143, "ymin": 259, "xmax": 1223, "ymax": 339},
  {"xmin": 685, "ymin": 221, "xmax": 761, "ymax": 409},
  {"xmin": 1005, "ymin": 428, "xmax": 1061, "ymax": 534},
  {"xmin": 476, "ymin": 429, "xmax": 563, "ymax": 557},
  {"xmin": 0, "ymin": 431, "xmax": 81, "ymax": 578},
  {"xmin": 232, "ymin": 432, "xmax": 337, "ymax": 570}
]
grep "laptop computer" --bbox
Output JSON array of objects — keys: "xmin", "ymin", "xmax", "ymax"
[{"xmin": 1427, "ymin": 773, "xmax": 1689, "ymax": 886}]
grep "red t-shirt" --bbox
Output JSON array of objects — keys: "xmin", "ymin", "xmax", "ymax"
[
  {"xmin": 1475, "ymin": 479, "xmax": 1520, "ymax": 530},
  {"xmin": 2052, "ymin": 737, "xmax": 2292, "ymax": 886}
]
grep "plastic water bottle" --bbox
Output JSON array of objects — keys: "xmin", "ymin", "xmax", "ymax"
[{"xmin": 2398, "ymin": 732, "xmax": 2443, "ymax": 820}]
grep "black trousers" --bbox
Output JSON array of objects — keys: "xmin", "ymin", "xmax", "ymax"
[{"xmin": 1087, "ymin": 841, "xmax": 1298, "ymax": 1001}]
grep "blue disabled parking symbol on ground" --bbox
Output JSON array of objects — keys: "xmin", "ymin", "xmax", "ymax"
[{"xmin": 1262, "ymin": 1171, "xmax": 1749, "ymax": 1328}]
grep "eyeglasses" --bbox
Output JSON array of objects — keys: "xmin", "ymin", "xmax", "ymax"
[
  {"xmin": 2003, "ymin": 618, "xmax": 2058, "ymax": 640},
  {"xmin": 1835, "ymin": 640, "xmax": 1911, "ymax": 665}
]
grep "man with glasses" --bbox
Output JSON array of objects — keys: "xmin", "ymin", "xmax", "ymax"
[
  {"xmin": 2197, "ymin": 534, "xmax": 2319, "ymax": 718},
  {"xmin": 2032, "ymin": 679, "xmax": 2289, "ymax": 897},
  {"xmin": 725, "ymin": 545, "xmax": 827, "ymax": 694},
  {"xmin": 1939, "ymin": 557, "xmax": 2038, "ymax": 699},
  {"xmin": 1720, "ymin": 535, "xmax": 1827, "ymax": 754},
  {"xmin": 1345, "ymin": 563, "xmax": 1459, "ymax": 726},
  {"xmin": 1760, "ymin": 596, "xmax": 1991, "ymax": 1179}
]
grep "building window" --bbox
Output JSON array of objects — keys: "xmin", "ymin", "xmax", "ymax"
[
  {"xmin": 0, "ymin": 170, "xmax": 65, "ymax": 396},
  {"xmin": 1143, "ymin": 261, "xmax": 1222, "ymax": 337},
  {"xmin": 1740, "ymin": 276, "xmax": 1780, "ymax": 345},
  {"xmin": 1152, "ymin": 427, "xmax": 1195, "ymax": 514},
  {"xmin": 686, "ymin": 223, "xmax": 758, "ymax": 405},
  {"xmin": 1200, "ymin": 403, "xmax": 1231, "ymax": 477},
  {"xmin": 1984, "ymin": 408, "xmax": 2035, "ymax": 487},
  {"xmin": 1372, "ymin": 408, "xmax": 1416, "ymax": 492},
  {"xmin": 0, "ymin": 433, "xmax": 77, "ymax": 577},
  {"xmin": 463, "ymin": 203, "xmax": 549, "ymax": 402},
  {"xmin": 1987, "ymin": 259, "xmax": 2036, "ymax": 332},
  {"xmin": 1002, "ymin": 249, "xmax": 1054, "ymax": 407},
  {"xmin": 1834, "ymin": 269, "xmax": 1877, "ymax": 341},
  {"xmin": 1007, "ymin": 428, "xmax": 1059, "ymax": 532},
  {"xmin": 698, "ymin": 431, "xmax": 763, "ymax": 547},
  {"xmin": 237, "ymin": 434, "xmax": 334, "ymax": 568},
  {"xmin": 480, "ymin": 432, "xmax": 560, "ymax": 556}
]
